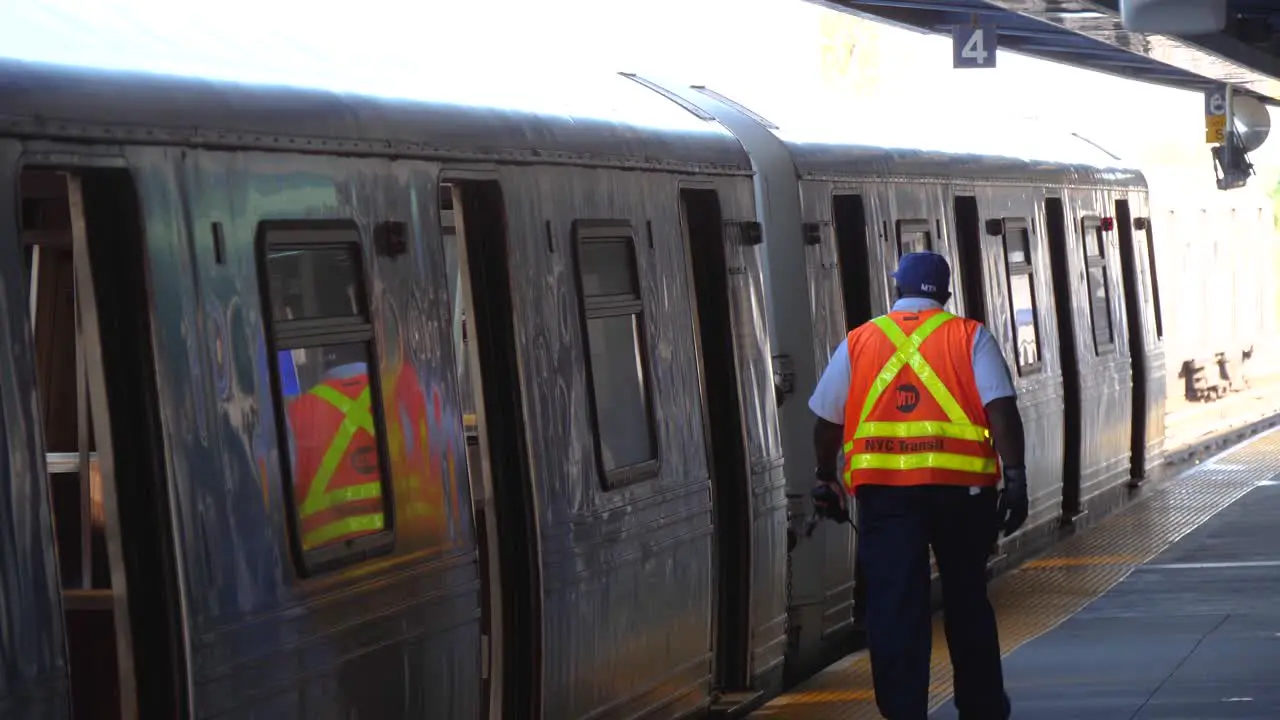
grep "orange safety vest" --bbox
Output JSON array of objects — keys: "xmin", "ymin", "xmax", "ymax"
[
  {"xmin": 841, "ymin": 309, "xmax": 1000, "ymax": 492},
  {"xmin": 287, "ymin": 374, "xmax": 387, "ymax": 551}
]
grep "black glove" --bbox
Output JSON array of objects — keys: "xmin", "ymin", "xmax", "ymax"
[
  {"xmin": 996, "ymin": 465, "xmax": 1029, "ymax": 537},
  {"xmin": 811, "ymin": 477, "xmax": 851, "ymax": 526}
]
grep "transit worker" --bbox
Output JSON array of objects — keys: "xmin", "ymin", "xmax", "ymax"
[{"xmin": 808, "ymin": 251, "xmax": 1028, "ymax": 720}]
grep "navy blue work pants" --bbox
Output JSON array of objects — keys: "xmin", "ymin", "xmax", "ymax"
[{"xmin": 856, "ymin": 483, "xmax": 1011, "ymax": 720}]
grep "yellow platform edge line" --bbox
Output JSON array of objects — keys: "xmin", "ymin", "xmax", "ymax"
[{"xmin": 757, "ymin": 428, "xmax": 1280, "ymax": 719}]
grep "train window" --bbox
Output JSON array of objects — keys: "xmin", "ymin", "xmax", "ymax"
[
  {"xmin": 1005, "ymin": 227, "xmax": 1029, "ymax": 265},
  {"xmin": 1002, "ymin": 221, "xmax": 1041, "ymax": 375},
  {"xmin": 572, "ymin": 220, "xmax": 659, "ymax": 488},
  {"xmin": 1084, "ymin": 221, "xmax": 1102, "ymax": 256},
  {"xmin": 896, "ymin": 219, "xmax": 932, "ymax": 256},
  {"xmin": 258, "ymin": 221, "xmax": 395, "ymax": 574},
  {"xmin": 265, "ymin": 239, "xmax": 366, "ymax": 322},
  {"xmin": 1081, "ymin": 221, "xmax": 1115, "ymax": 353},
  {"xmin": 580, "ymin": 241, "xmax": 638, "ymax": 298}
]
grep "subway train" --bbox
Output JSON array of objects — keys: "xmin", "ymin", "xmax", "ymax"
[{"xmin": 0, "ymin": 48, "xmax": 1264, "ymax": 720}]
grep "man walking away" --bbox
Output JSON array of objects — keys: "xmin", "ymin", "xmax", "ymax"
[{"xmin": 808, "ymin": 251, "xmax": 1029, "ymax": 720}]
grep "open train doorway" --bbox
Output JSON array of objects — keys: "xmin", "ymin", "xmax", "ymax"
[
  {"xmin": 1113, "ymin": 198, "xmax": 1148, "ymax": 481},
  {"xmin": 953, "ymin": 196, "xmax": 987, "ymax": 323},
  {"xmin": 440, "ymin": 179, "xmax": 541, "ymax": 719},
  {"xmin": 19, "ymin": 167, "xmax": 185, "ymax": 718},
  {"xmin": 830, "ymin": 193, "xmax": 871, "ymax": 631},
  {"xmin": 679, "ymin": 187, "xmax": 754, "ymax": 700},
  {"xmin": 1043, "ymin": 196, "xmax": 1083, "ymax": 520},
  {"xmin": 832, "ymin": 194, "xmax": 873, "ymax": 329}
]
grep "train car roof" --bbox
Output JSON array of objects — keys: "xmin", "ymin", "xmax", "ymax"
[
  {"xmin": 0, "ymin": 6, "xmax": 1141, "ymax": 187},
  {"xmin": 778, "ymin": 111, "xmax": 1146, "ymax": 187},
  {"xmin": 0, "ymin": 55, "xmax": 751, "ymax": 175},
  {"xmin": 684, "ymin": 83, "xmax": 1148, "ymax": 188}
]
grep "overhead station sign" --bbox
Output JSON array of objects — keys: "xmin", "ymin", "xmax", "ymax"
[
  {"xmin": 953, "ymin": 22, "xmax": 998, "ymax": 69},
  {"xmin": 1205, "ymin": 84, "xmax": 1228, "ymax": 144}
]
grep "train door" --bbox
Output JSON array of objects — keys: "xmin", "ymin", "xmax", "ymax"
[
  {"xmin": 1113, "ymin": 198, "xmax": 1147, "ymax": 480},
  {"xmin": 1043, "ymin": 196, "xmax": 1083, "ymax": 519},
  {"xmin": 952, "ymin": 195, "xmax": 988, "ymax": 323},
  {"xmin": 888, "ymin": 186, "xmax": 945, "ymax": 306},
  {"xmin": 441, "ymin": 179, "xmax": 540, "ymax": 719},
  {"xmin": 0, "ymin": 150, "xmax": 71, "ymax": 720},
  {"xmin": 833, "ymin": 193, "xmax": 874, "ymax": 329},
  {"xmin": 829, "ymin": 191, "xmax": 873, "ymax": 628},
  {"xmin": 679, "ymin": 187, "xmax": 756, "ymax": 703},
  {"xmin": 18, "ymin": 166, "xmax": 185, "ymax": 718}
]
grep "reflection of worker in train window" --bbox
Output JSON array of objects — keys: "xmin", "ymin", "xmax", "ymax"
[
  {"xmin": 383, "ymin": 300, "xmax": 454, "ymax": 546},
  {"xmin": 281, "ymin": 343, "xmax": 387, "ymax": 551},
  {"xmin": 386, "ymin": 352, "xmax": 449, "ymax": 543}
]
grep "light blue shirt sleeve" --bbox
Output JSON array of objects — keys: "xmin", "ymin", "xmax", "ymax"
[
  {"xmin": 808, "ymin": 340, "xmax": 853, "ymax": 425},
  {"xmin": 970, "ymin": 324, "xmax": 1017, "ymax": 405}
]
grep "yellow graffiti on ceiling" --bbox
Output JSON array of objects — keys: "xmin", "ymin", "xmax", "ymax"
[{"xmin": 816, "ymin": 12, "xmax": 886, "ymax": 99}]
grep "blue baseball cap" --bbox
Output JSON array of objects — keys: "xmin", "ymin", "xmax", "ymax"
[{"xmin": 893, "ymin": 252, "xmax": 951, "ymax": 297}]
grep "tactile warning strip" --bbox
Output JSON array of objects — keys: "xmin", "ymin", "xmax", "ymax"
[{"xmin": 751, "ymin": 429, "xmax": 1280, "ymax": 718}]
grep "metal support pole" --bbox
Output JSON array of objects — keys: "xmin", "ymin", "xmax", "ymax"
[
  {"xmin": 73, "ymin": 259, "xmax": 91, "ymax": 589},
  {"xmin": 1224, "ymin": 84, "xmax": 1236, "ymax": 168}
]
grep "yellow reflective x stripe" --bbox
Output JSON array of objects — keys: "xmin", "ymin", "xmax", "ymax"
[
  {"xmin": 854, "ymin": 312, "xmax": 970, "ymax": 437},
  {"xmin": 303, "ymin": 512, "xmax": 385, "ymax": 550},
  {"xmin": 847, "ymin": 452, "xmax": 998, "ymax": 474},
  {"xmin": 856, "ymin": 420, "xmax": 989, "ymax": 442},
  {"xmin": 300, "ymin": 384, "xmax": 378, "ymax": 518}
]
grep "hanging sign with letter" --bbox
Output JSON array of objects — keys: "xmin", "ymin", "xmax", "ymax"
[{"xmin": 1204, "ymin": 84, "xmax": 1228, "ymax": 144}]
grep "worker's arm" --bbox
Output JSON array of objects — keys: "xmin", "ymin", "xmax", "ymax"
[
  {"xmin": 971, "ymin": 326, "xmax": 1024, "ymax": 468},
  {"xmin": 814, "ymin": 417, "xmax": 843, "ymax": 483},
  {"xmin": 972, "ymin": 326, "xmax": 1028, "ymax": 535},
  {"xmin": 984, "ymin": 396, "xmax": 1025, "ymax": 469},
  {"xmin": 809, "ymin": 340, "xmax": 852, "ymax": 509}
]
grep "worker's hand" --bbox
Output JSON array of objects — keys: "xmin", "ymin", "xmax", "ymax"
[
  {"xmin": 997, "ymin": 465, "xmax": 1029, "ymax": 537},
  {"xmin": 811, "ymin": 477, "xmax": 851, "ymax": 525}
]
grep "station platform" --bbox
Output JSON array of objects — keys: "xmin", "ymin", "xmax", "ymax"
[
  {"xmin": 752, "ymin": 426, "xmax": 1280, "ymax": 719},
  {"xmin": 1164, "ymin": 372, "xmax": 1280, "ymax": 452}
]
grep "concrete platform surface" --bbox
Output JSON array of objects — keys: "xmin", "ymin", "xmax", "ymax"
[{"xmin": 931, "ymin": 470, "xmax": 1280, "ymax": 719}]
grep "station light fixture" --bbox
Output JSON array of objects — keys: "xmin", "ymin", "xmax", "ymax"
[{"xmin": 1119, "ymin": 0, "xmax": 1226, "ymax": 34}]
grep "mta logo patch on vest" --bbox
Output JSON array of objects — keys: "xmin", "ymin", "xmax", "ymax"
[{"xmin": 895, "ymin": 383, "xmax": 921, "ymax": 413}]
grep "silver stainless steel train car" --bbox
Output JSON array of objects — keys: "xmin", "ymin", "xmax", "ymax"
[
  {"xmin": 0, "ymin": 56, "xmax": 789, "ymax": 720},
  {"xmin": 0, "ymin": 53, "xmax": 1207, "ymax": 720}
]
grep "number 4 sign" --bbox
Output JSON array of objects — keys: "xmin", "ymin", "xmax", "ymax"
[{"xmin": 953, "ymin": 23, "xmax": 998, "ymax": 69}]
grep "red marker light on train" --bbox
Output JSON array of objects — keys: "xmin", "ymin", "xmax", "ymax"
[{"xmin": 1100, "ymin": 217, "xmax": 1115, "ymax": 232}]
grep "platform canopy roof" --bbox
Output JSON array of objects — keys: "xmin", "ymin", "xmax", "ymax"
[{"xmin": 809, "ymin": 0, "xmax": 1280, "ymax": 104}]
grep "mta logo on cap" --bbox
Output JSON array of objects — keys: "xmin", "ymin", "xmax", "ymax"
[{"xmin": 893, "ymin": 252, "xmax": 951, "ymax": 296}]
